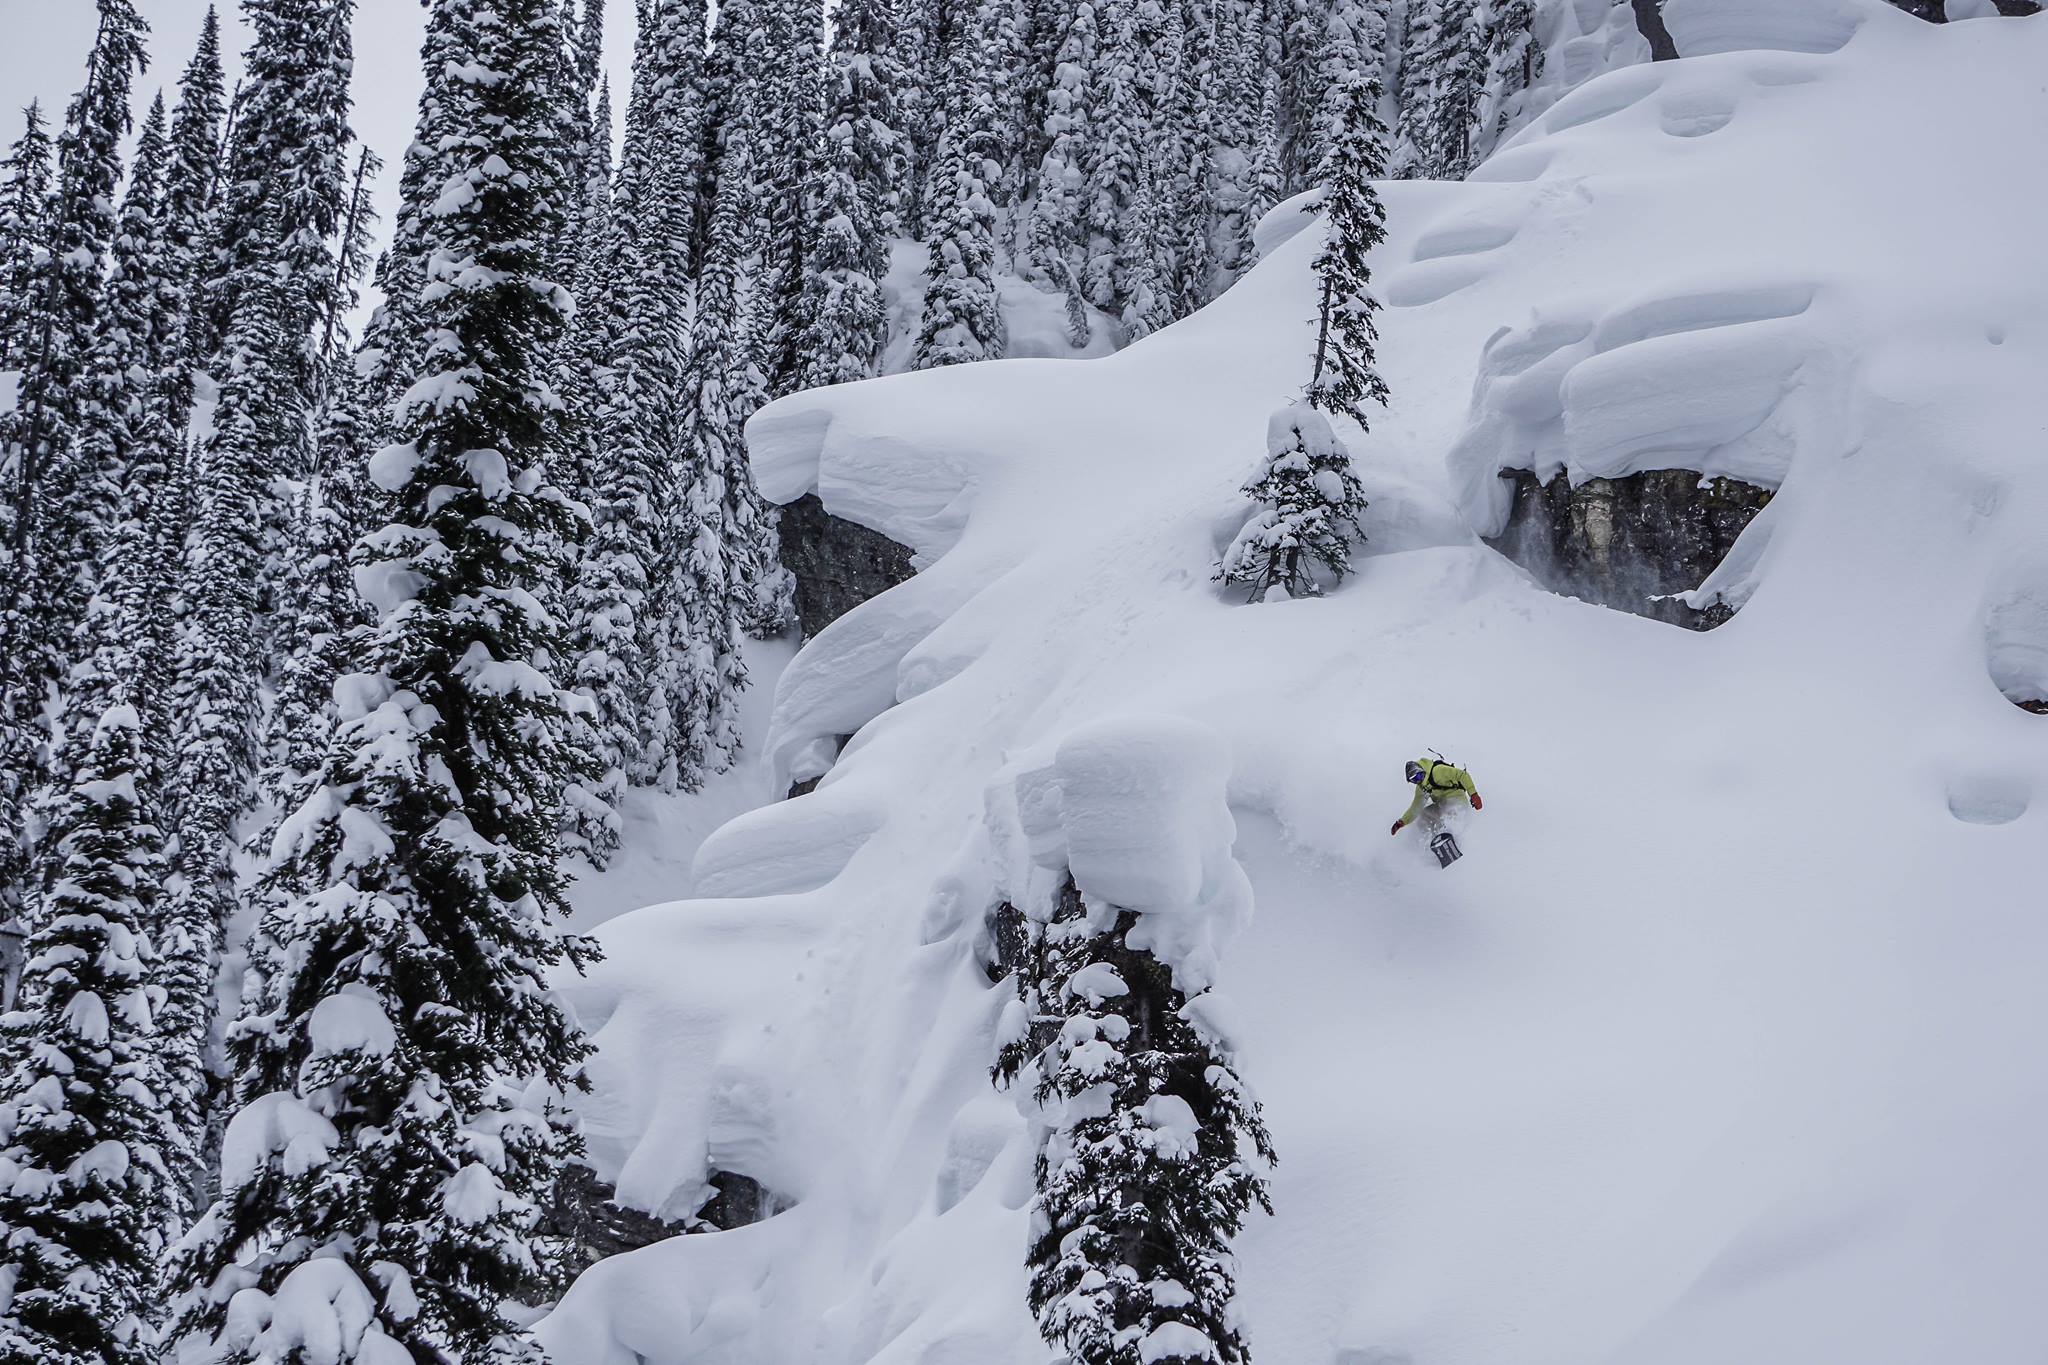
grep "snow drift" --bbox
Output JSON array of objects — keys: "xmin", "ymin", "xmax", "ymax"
[{"xmin": 540, "ymin": 5, "xmax": 2048, "ymax": 1364}]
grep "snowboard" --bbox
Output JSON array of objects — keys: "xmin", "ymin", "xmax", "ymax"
[{"xmin": 1430, "ymin": 830, "xmax": 1463, "ymax": 869}]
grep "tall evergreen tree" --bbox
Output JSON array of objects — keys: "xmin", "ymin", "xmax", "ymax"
[
  {"xmin": 0, "ymin": 0, "xmax": 148, "ymax": 951},
  {"xmin": 167, "ymin": 1, "xmax": 597, "ymax": 1360},
  {"xmin": 125, "ymin": 17, "xmax": 231, "ymax": 768},
  {"xmin": 574, "ymin": 0, "xmax": 701, "ymax": 799},
  {"xmin": 745, "ymin": 0, "xmax": 825, "ymax": 400},
  {"xmin": 159, "ymin": 0, "xmax": 356, "ymax": 1214},
  {"xmin": 69, "ymin": 96, "xmax": 171, "ymax": 632},
  {"xmin": 0, "ymin": 103, "xmax": 54, "ymax": 370},
  {"xmin": 1479, "ymin": 0, "xmax": 1543, "ymax": 161},
  {"xmin": 912, "ymin": 6, "xmax": 1009, "ymax": 369},
  {"xmin": 553, "ymin": 78, "xmax": 623, "ymax": 865},
  {"xmin": 1209, "ymin": 0, "xmax": 1274, "ymax": 285},
  {"xmin": 1, "ymin": 384, "xmax": 176, "ymax": 1363},
  {"xmin": 1017, "ymin": 0, "xmax": 1080, "ymax": 187},
  {"xmin": 1304, "ymin": 72, "xmax": 1390, "ymax": 424},
  {"xmin": 1026, "ymin": 0, "xmax": 1098, "ymax": 344},
  {"xmin": 996, "ymin": 877, "xmax": 1274, "ymax": 1365},
  {"xmin": 1396, "ymin": 0, "xmax": 1486, "ymax": 179},
  {"xmin": 0, "ymin": 704, "xmax": 174, "ymax": 1365},
  {"xmin": 1114, "ymin": 160, "xmax": 1172, "ymax": 340},
  {"xmin": 1281, "ymin": 0, "xmax": 1390, "ymax": 190},
  {"xmin": 257, "ymin": 151, "xmax": 382, "ymax": 828},
  {"xmin": 892, "ymin": 0, "xmax": 948, "ymax": 239},
  {"xmin": 797, "ymin": 0, "xmax": 901, "ymax": 390},
  {"xmin": 157, "ymin": 7, "xmax": 227, "ymax": 391},
  {"xmin": 697, "ymin": 0, "xmax": 800, "ymax": 638},
  {"xmin": 675, "ymin": 131, "xmax": 764, "ymax": 768},
  {"xmin": 1424, "ymin": 0, "xmax": 1487, "ymax": 179},
  {"xmin": 1392, "ymin": 0, "xmax": 1438, "ymax": 175},
  {"xmin": 547, "ymin": 0, "xmax": 606, "ymax": 294}
]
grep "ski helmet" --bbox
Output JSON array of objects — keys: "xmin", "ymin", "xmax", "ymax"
[{"xmin": 1405, "ymin": 760, "xmax": 1425, "ymax": 784}]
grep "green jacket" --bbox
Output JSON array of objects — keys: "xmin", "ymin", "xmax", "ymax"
[{"xmin": 1395, "ymin": 759, "xmax": 1478, "ymax": 828}]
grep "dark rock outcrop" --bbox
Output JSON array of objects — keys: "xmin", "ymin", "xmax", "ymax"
[
  {"xmin": 1487, "ymin": 468, "xmax": 1773, "ymax": 630},
  {"xmin": 545, "ymin": 1164, "xmax": 793, "ymax": 1273},
  {"xmin": 777, "ymin": 492, "xmax": 917, "ymax": 640},
  {"xmin": 546, "ymin": 1164, "xmax": 694, "ymax": 1274},
  {"xmin": 985, "ymin": 900, "xmax": 1031, "ymax": 984},
  {"xmin": 1632, "ymin": 0, "xmax": 1681, "ymax": 58},
  {"xmin": 695, "ymin": 1170, "xmax": 793, "ymax": 1230}
]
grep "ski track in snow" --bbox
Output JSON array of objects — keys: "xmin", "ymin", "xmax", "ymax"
[{"xmin": 538, "ymin": 6, "xmax": 2048, "ymax": 1364}]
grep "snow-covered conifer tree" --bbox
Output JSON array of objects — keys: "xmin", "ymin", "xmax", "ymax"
[
  {"xmin": 575, "ymin": 0, "xmax": 702, "ymax": 799},
  {"xmin": 0, "ymin": 0, "xmax": 148, "ymax": 939},
  {"xmin": 546, "ymin": 0, "xmax": 606, "ymax": 293},
  {"xmin": 1479, "ymin": 0, "xmax": 1543, "ymax": 160},
  {"xmin": 912, "ymin": 7, "xmax": 1009, "ymax": 370},
  {"xmin": 746, "ymin": 0, "xmax": 825, "ymax": 400},
  {"xmin": 117, "ymin": 19, "xmax": 227, "ymax": 760},
  {"xmin": 1, "ymin": 442, "xmax": 176, "ymax": 1362},
  {"xmin": 0, "ymin": 704, "xmax": 174, "ymax": 1365},
  {"xmin": 1025, "ymin": 0, "xmax": 1098, "ymax": 345},
  {"xmin": 1424, "ymin": 0, "xmax": 1488, "ymax": 178},
  {"xmin": 167, "ymin": 1, "xmax": 597, "ymax": 1359},
  {"xmin": 797, "ymin": 0, "xmax": 901, "ymax": 389},
  {"xmin": 996, "ymin": 877, "xmax": 1274, "ymax": 1365},
  {"xmin": 675, "ymin": 132, "xmax": 765, "ymax": 765},
  {"xmin": 158, "ymin": 0, "xmax": 355, "ymax": 1215},
  {"xmin": 1, "ymin": 0, "xmax": 147, "ymax": 633},
  {"xmin": 1392, "ymin": 0, "xmax": 1437, "ymax": 175},
  {"xmin": 685, "ymin": 60, "xmax": 802, "ymax": 656},
  {"xmin": 892, "ymin": 0, "xmax": 948, "ymax": 238},
  {"xmin": 1207, "ymin": 0, "xmax": 1272, "ymax": 284},
  {"xmin": 1305, "ymin": 73, "xmax": 1390, "ymax": 428},
  {"xmin": 258, "ymin": 157, "xmax": 383, "ymax": 826},
  {"xmin": 0, "ymin": 103, "xmax": 54, "ymax": 370},
  {"xmin": 1081, "ymin": 0, "xmax": 1140, "ymax": 314},
  {"xmin": 1281, "ymin": 0, "xmax": 1390, "ymax": 189},
  {"xmin": 157, "ymin": 7, "xmax": 227, "ymax": 380},
  {"xmin": 550, "ymin": 74, "xmax": 620, "ymax": 863},
  {"xmin": 1397, "ymin": 0, "xmax": 1486, "ymax": 179},
  {"xmin": 68, "ymin": 97, "xmax": 171, "ymax": 620},
  {"xmin": 1217, "ymin": 403, "xmax": 1369, "ymax": 601},
  {"xmin": 1115, "ymin": 165, "xmax": 1172, "ymax": 340}
]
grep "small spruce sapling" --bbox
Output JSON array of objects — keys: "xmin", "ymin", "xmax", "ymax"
[{"xmin": 1216, "ymin": 404, "xmax": 1368, "ymax": 602}]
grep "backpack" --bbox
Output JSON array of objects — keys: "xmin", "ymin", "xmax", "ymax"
[{"xmin": 1422, "ymin": 751, "xmax": 1465, "ymax": 796}]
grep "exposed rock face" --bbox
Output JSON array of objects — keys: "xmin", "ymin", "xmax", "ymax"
[
  {"xmin": 1632, "ymin": 0, "xmax": 1681, "ymax": 58},
  {"xmin": 777, "ymin": 492, "xmax": 918, "ymax": 640},
  {"xmin": 545, "ymin": 1164, "xmax": 694, "ymax": 1274},
  {"xmin": 695, "ymin": 1170, "xmax": 793, "ymax": 1230},
  {"xmin": 1487, "ymin": 468, "xmax": 1773, "ymax": 630},
  {"xmin": 545, "ymin": 1165, "xmax": 792, "ymax": 1273},
  {"xmin": 986, "ymin": 900, "xmax": 1031, "ymax": 984}
]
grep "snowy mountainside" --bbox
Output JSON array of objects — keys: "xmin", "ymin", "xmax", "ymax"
[{"xmin": 539, "ymin": 5, "xmax": 2048, "ymax": 1364}]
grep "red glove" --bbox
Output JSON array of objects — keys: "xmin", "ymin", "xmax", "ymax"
[
  {"xmin": 1390, "ymin": 821, "xmax": 1403, "ymax": 836},
  {"xmin": 1471, "ymin": 793, "xmax": 1483, "ymax": 811}
]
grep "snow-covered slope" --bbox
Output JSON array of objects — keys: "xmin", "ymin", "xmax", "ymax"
[{"xmin": 539, "ymin": 5, "xmax": 2048, "ymax": 1363}]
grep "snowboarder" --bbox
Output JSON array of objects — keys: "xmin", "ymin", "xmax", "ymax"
[{"xmin": 1391, "ymin": 755, "xmax": 1483, "ymax": 867}]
